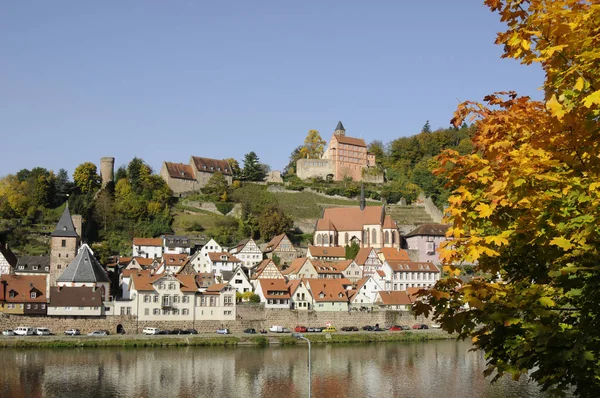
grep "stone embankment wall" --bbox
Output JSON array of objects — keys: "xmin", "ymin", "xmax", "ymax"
[
  {"xmin": 417, "ymin": 193, "xmax": 444, "ymax": 224},
  {"xmin": 0, "ymin": 307, "xmax": 432, "ymax": 335}
]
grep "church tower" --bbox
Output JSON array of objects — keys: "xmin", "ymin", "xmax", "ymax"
[
  {"xmin": 334, "ymin": 121, "xmax": 346, "ymax": 137},
  {"xmin": 49, "ymin": 203, "xmax": 80, "ymax": 288}
]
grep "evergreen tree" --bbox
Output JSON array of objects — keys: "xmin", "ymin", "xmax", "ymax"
[
  {"xmin": 242, "ymin": 151, "xmax": 267, "ymax": 181},
  {"xmin": 421, "ymin": 120, "xmax": 432, "ymax": 133}
]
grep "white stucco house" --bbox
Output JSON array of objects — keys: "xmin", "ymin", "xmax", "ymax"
[
  {"xmin": 404, "ymin": 224, "xmax": 450, "ymax": 264},
  {"xmin": 229, "ymin": 239, "xmax": 263, "ymax": 269}
]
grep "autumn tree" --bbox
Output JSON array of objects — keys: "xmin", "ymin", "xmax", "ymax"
[
  {"xmin": 224, "ymin": 158, "xmax": 241, "ymax": 179},
  {"xmin": 73, "ymin": 162, "xmax": 101, "ymax": 194},
  {"xmin": 415, "ymin": 1, "xmax": 600, "ymax": 396},
  {"xmin": 257, "ymin": 204, "xmax": 293, "ymax": 240},
  {"xmin": 202, "ymin": 172, "xmax": 229, "ymax": 202},
  {"xmin": 299, "ymin": 130, "xmax": 326, "ymax": 159}
]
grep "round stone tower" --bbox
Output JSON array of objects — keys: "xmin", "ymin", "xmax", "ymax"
[{"xmin": 100, "ymin": 157, "xmax": 115, "ymax": 188}]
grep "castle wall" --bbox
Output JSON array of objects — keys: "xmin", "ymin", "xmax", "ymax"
[
  {"xmin": 100, "ymin": 157, "xmax": 115, "ymax": 188},
  {"xmin": 159, "ymin": 165, "xmax": 202, "ymax": 195},
  {"xmin": 296, "ymin": 159, "xmax": 334, "ymax": 180}
]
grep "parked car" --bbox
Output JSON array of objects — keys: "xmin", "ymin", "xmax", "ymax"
[
  {"xmin": 64, "ymin": 329, "xmax": 80, "ymax": 336},
  {"xmin": 181, "ymin": 329, "xmax": 198, "ymax": 335},
  {"xmin": 14, "ymin": 327, "xmax": 35, "ymax": 336},
  {"xmin": 308, "ymin": 327, "xmax": 322, "ymax": 332},
  {"xmin": 412, "ymin": 323, "xmax": 429, "ymax": 330},
  {"xmin": 341, "ymin": 326, "xmax": 358, "ymax": 332},
  {"xmin": 216, "ymin": 328, "xmax": 229, "ymax": 335},
  {"xmin": 323, "ymin": 326, "xmax": 337, "ymax": 333},
  {"xmin": 269, "ymin": 325, "xmax": 284, "ymax": 333},
  {"xmin": 88, "ymin": 330, "xmax": 108, "ymax": 336},
  {"xmin": 389, "ymin": 325, "xmax": 404, "ymax": 332},
  {"xmin": 400, "ymin": 325, "xmax": 410, "ymax": 330},
  {"xmin": 295, "ymin": 325, "xmax": 307, "ymax": 333},
  {"xmin": 169, "ymin": 329, "xmax": 183, "ymax": 335},
  {"xmin": 34, "ymin": 327, "xmax": 51, "ymax": 336},
  {"xmin": 362, "ymin": 325, "xmax": 374, "ymax": 331},
  {"xmin": 2, "ymin": 330, "xmax": 15, "ymax": 336},
  {"xmin": 373, "ymin": 325, "xmax": 384, "ymax": 332},
  {"xmin": 244, "ymin": 328, "xmax": 257, "ymax": 334},
  {"xmin": 430, "ymin": 324, "xmax": 442, "ymax": 329},
  {"xmin": 142, "ymin": 327, "xmax": 161, "ymax": 335},
  {"xmin": 283, "ymin": 328, "xmax": 291, "ymax": 333}
]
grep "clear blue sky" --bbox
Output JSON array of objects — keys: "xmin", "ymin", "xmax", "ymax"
[{"xmin": 1, "ymin": 1, "xmax": 544, "ymax": 177}]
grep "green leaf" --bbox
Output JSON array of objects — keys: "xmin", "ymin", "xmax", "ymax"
[{"xmin": 539, "ymin": 297, "xmax": 556, "ymax": 307}]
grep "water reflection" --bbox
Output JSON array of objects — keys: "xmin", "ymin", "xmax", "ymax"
[{"xmin": 0, "ymin": 340, "xmax": 565, "ymax": 398}]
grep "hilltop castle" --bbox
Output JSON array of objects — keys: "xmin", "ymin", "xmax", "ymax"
[{"xmin": 296, "ymin": 122, "xmax": 383, "ymax": 182}]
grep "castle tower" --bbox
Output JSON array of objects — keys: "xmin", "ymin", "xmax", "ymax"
[
  {"xmin": 334, "ymin": 121, "xmax": 345, "ymax": 136},
  {"xmin": 100, "ymin": 157, "xmax": 115, "ymax": 188},
  {"xmin": 49, "ymin": 203, "xmax": 80, "ymax": 289}
]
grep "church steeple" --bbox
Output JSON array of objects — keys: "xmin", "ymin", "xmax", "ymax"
[{"xmin": 334, "ymin": 121, "xmax": 345, "ymax": 136}]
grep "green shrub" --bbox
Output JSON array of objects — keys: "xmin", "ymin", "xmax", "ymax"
[{"xmin": 215, "ymin": 202, "xmax": 234, "ymax": 215}]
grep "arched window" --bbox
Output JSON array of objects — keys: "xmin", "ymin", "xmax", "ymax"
[
  {"xmin": 366, "ymin": 228, "xmax": 370, "ymax": 246},
  {"xmin": 384, "ymin": 231, "xmax": 389, "ymax": 244},
  {"xmin": 317, "ymin": 234, "xmax": 323, "ymax": 245},
  {"xmin": 372, "ymin": 229, "xmax": 377, "ymax": 245},
  {"xmin": 391, "ymin": 231, "xmax": 396, "ymax": 245},
  {"xmin": 324, "ymin": 234, "xmax": 329, "ymax": 245},
  {"xmin": 345, "ymin": 232, "xmax": 349, "ymax": 245}
]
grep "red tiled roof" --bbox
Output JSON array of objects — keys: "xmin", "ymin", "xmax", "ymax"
[
  {"xmin": 208, "ymin": 252, "xmax": 241, "ymax": 263},
  {"xmin": 49, "ymin": 286, "xmax": 103, "ymax": 307},
  {"xmin": 281, "ymin": 257, "xmax": 312, "ymax": 276},
  {"xmin": 163, "ymin": 254, "xmax": 189, "ymax": 266},
  {"xmin": 259, "ymin": 279, "xmax": 290, "ymax": 299},
  {"xmin": 133, "ymin": 238, "xmax": 163, "ymax": 247},
  {"xmin": 191, "ymin": 156, "xmax": 232, "ymax": 176},
  {"xmin": 264, "ymin": 233, "xmax": 287, "ymax": 252},
  {"xmin": 133, "ymin": 257, "xmax": 156, "ymax": 267},
  {"xmin": 354, "ymin": 248, "xmax": 376, "ymax": 265},
  {"xmin": 305, "ymin": 279, "xmax": 348, "ymax": 302},
  {"xmin": 376, "ymin": 291, "xmax": 412, "ymax": 305},
  {"xmin": 333, "ymin": 135, "xmax": 367, "ymax": 148},
  {"xmin": 378, "ymin": 247, "xmax": 411, "ymax": 261},
  {"xmin": 308, "ymin": 245, "xmax": 346, "ymax": 258},
  {"xmin": 1, "ymin": 274, "xmax": 47, "ymax": 303},
  {"xmin": 387, "ymin": 261, "xmax": 440, "ymax": 273},
  {"xmin": 164, "ymin": 162, "xmax": 196, "ymax": 180},
  {"xmin": 316, "ymin": 206, "xmax": 384, "ymax": 232}
]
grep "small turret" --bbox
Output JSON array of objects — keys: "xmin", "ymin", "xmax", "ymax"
[{"xmin": 334, "ymin": 121, "xmax": 345, "ymax": 137}]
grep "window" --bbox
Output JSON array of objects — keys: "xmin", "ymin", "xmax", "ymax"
[
  {"xmin": 426, "ymin": 242, "xmax": 435, "ymax": 254},
  {"xmin": 182, "ymin": 309, "xmax": 189, "ymax": 315},
  {"xmin": 120, "ymin": 307, "xmax": 126, "ymax": 315},
  {"xmin": 9, "ymin": 291, "xmax": 15, "ymax": 298},
  {"xmin": 153, "ymin": 295, "xmax": 159, "ymax": 303},
  {"xmin": 61, "ymin": 240, "xmax": 66, "ymax": 247},
  {"xmin": 173, "ymin": 296, "xmax": 180, "ymax": 304},
  {"xmin": 65, "ymin": 306, "xmax": 71, "ymax": 311},
  {"xmin": 182, "ymin": 296, "xmax": 189, "ymax": 303},
  {"xmin": 41, "ymin": 304, "xmax": 46, "ymax": 309},
  {"xmin": 224, "ymin": 310, "xmax": 232, "ymax": 316},
  {"xmin": 162, "ymin": 296, "xmax": 171, "ymax": 307},
  {"xmin": 144, "ymin": 295, "xmax": 150, "ymax": 303},
  {"xmin": 18, "ymin": 265, "xmax": 24, "ymax": 270},
  {"xmin": 79, "ymin": 307, "xmax": 84, "ymax": 310},
  {"xmin": 210, "ymin": 297, "xmax": 215, "ymax": 306},
  {"xmin": 235, "ymin": 279, "xmax": 242, "ymax": 284},
  {"xmin": 172, "ymin": 308, "xmax": 180, "ymax": 315},
  {"xmin": 162, "ymin": 308, "xmax": 169, "ymax": 315},
  {"xmin": 30, "ymin": 292, "xmax": 37, "ymax": 298},
  {"xmin": 26, "ymin": 304, "xmax": 31, "ymax": 309},
  {"xmin": 58, "ymin": 264, "xmax": 62, "ymax": 269},
  {"xmin": 127, "ymin": 307, "xmax": 132, "ymax": 315},
  {"xmin": 153, "ymin": 308, "xmax": 160, "ymax": 315},
  {"xmin": 33, "ymin": 304, "xmax": 38, "ymax": 309},
  {"xmin": 145, "ymin": 308, "xmax": 150, "ymax": 316}
]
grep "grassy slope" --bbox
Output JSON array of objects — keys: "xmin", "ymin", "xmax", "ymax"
[{"xmin": 272, "ymin": 191, "xmax": 380, "ymax": 220}]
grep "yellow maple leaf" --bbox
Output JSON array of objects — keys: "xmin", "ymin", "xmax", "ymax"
[
  {"xmin": 546, "ymin": 94, "xmax": 566, "ymax": 119},
  {"xmin": 583, "ymin": 90, "xmax": 600, "ymax": 108},
  {"xmin": 474, "ymin": 203, "xmax": 493, "ymax": 218},
  {"xmin": 550, "ymin": 236, "xmax": 574, "ymax": 250},
  {"xmin": 574, "ymin": 77, "xmax": 584, "ymax": 91}
]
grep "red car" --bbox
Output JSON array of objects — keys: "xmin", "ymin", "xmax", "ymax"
[
  {"xmin": 412, "ymin": 323, "xmax": 429, "ymax": 330},
  {"xmin": 295, "ymin": 325, "xmax": 307, "ymax": 333},
  {"xmin": 389, "ymin": 325, "xmax": 404, "ymax": 331}
]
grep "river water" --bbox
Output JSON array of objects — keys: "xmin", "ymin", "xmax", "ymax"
[{"xmin": 0, "ymin": 340, "xmax": 565, "ymax": 398}]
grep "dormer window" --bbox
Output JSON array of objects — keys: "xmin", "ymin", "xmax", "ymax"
[
  {"xmin": 30, "ymin": 292, "xmax": 37, "ymax": 299},
  {"xmin": 63, "ymin": 226, "xmax": 67, "ymax": 231},
  {"xmin": 9, "ymin": 291, "xmax": 16, "ymax": 298}
]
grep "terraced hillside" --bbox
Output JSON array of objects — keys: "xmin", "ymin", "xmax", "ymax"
[{"xmin": 385, "ymin": 205, "xmax": 434, "ymax": 226}]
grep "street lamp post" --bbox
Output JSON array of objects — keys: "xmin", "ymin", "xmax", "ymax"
[{"xmin": 294, "ymin": 333, "xmax": 311, "ymax": 398}]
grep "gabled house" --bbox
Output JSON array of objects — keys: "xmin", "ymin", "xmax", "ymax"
[
  {"xmin": 374, "ymin": 290, "xmax": 413, "ymax": 311},
  {"xmin": 160, "ymin": 156, "xmax": 232, "ymax": 195},
  {"xmin": 251, "ymin": 259, "xmax": 284, "ymax": 287},
  {"xmin": 191, "ymin": 238, "xmax": 223, "ymax": 273},
  {"xmin": 354, "ymin": 247, "xmax": 384, "ymax": 277},
  {"xmin": 14, "ymin": 256, "xmax": 50, "ymax": 297},
  {"xmin": 263, "ymin": 233, "xmax": 297, "ymax": 265},
  {"xmin": 383, "ymin": 260, "xmax": 441, "ymax": 291},
  {"xmin": 312, "ymin": 260, "xmax": 345, "ymax": 280},
  {"xmin": 348, "ymin": 276, "xmax": 382, "ymax": 308},
  {"xmin": 0, "ymin": 274, "xmax": 47, "ymax": 315},
  {"xmin": 305, "ymin": 279, "xmax": 349, "ymax": 311},
  {"xmin": 404, "ymin": 224, "xmax": 450, "ymax": 264},
  {"xmin": 48, "ymin": 286, "xmax": 104, "ymax": 316},
  {"xmin": 288, "ymin": 279, "xmax": 313, "ymax": 310},
  {"xmin": 156, "ymin": 253, "xmax": 189, "ymax": 274},
  {"xmin": 56, "ymin": 244, "xmax": 111, "ymax": 301},
  {"xmin": 125, "ymin": 257, "xmax": 158, "ymax": 270},
  {"xmin": 335, "ymin": 260, "xmax": 363, "ymax": 282},
  {"xmin": 0, "ymin": 242, "xmax": 18, "ymax": 276},
  {"xmin": 255, "ymin": 279, "xmax": 291, "ymax": 309},
  {"xmin": 227, "ymin": 265, "xmax": 253, "ymax": 295},
  {"xmin": 129, "ymin": 272, "xmax": 197, "ymax": 320},
  {"xmin": 281, "ymin": 257, "xmax": 318, "ymax": 280},
  {"xmin": 195, "ymin": 273, "xmax": 216, "ymax": 291},
  {"xmin": 306, "ymin": 245, "xmax": 346, "ymax": 261},
  {"xmin": 196, "ymin": 283, "xmax": 236, "ymax": 321},
  {"xmin": 163, "ymin": 235, "xmax": 191, "ymax": 255},
  {"xmin": 229, "ymin": 239, "xmax": 263, "ymax": 269},
  {"xmin": 132, "ymin": 238, "xmax": 163, "ymax": 259},
  {"xmin": 208, "ymin": 252, "xmax": 242, "ymax": 277}
]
